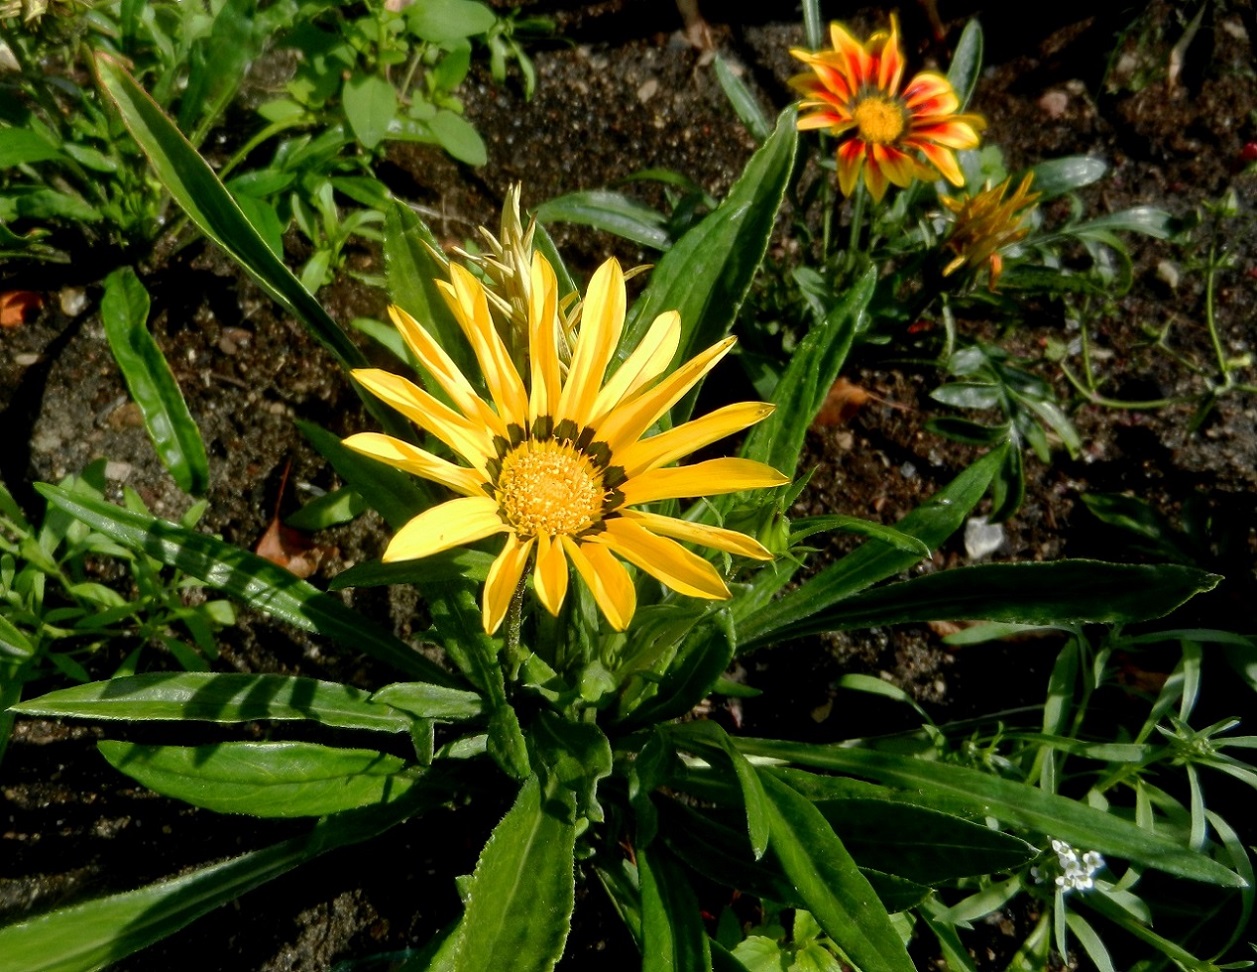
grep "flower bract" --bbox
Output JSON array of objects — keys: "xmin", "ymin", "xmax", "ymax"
[
  {"xmin": 941, "ymin": 173, "xmax": 1040, "ymax": 290},
  {"xmin": 345, "ymin": 253, "xmax": 787, "ymax": 634},
  {"xmin": 790, "ymin": 15, "xmax": 984, "ymax": 201}
]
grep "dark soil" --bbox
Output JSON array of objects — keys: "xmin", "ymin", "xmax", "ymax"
[{"xmin": 2, "ymin": 1, "xmax": 1255, "ymax": 969}]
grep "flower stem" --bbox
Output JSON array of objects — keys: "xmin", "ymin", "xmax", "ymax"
[{"xmin": 503, "ymin": 577, "xmax": 526, "ymax": 679}]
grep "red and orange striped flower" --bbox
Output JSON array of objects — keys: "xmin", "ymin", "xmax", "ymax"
[{"xmin": 790, "ymin": 16, "xmax": 984, "ymax": 202}]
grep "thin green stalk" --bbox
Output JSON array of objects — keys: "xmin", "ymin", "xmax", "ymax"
[
  {"xmin": 1059, "ymin": 363, "xmax": 1185, "ymax": 409},
  {"xmin": 504, "ymin": 576, "xmax": 527, "ymax": 678},
  {"xmin": 1203, "ymin": 246, "xmax": 1231, "ymax": 388},
  {"xmin": 847, "ymin": 182, "xmax": 867, "ymax": 257},
  {"xmin": 216, "ymin": 116, "xmax": 308, "ymax": 182}
]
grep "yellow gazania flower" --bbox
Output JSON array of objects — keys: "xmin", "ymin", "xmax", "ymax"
[
  {"xmin": 790, "ymin": 15, "xmax": 985, "ymax": 202},
  {"xmin": 344, "ymin": 253, "xmax": 788, "ymax": 634},
  {"xmin": 941, "ymin": 173, "xmax": 1040, "ymax": 291}
]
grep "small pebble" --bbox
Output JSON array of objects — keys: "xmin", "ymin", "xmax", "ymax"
[
  {"xmin": 964, "ymin": 515, "xmax": 1005, "ymax": 560},
  {"xmin": 59, "ymin": 287, "xmax": 88, "ymax": 316}
]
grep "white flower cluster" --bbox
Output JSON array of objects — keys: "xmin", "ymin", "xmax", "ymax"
[{"xmin": 1050, "ymin": 839, "xmax": 1104, "ymax": 892}]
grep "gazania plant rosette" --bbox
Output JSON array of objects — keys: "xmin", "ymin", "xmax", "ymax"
[
  {"xmin": 344, "ymin": 253, "xmax": 788, "ymax": 634},
  {"xmin": 790, "ymin": 15, "xmax": 984, "ymax": 201}
]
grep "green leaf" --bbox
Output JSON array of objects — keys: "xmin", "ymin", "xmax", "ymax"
[
  {"xmin": 738, "ymin": 447, "xmax": 1005, "ymax": 648},
  {"xmin": 638, "ymin": 845, "xmax": 713, "ymax": 972},
  {"xmin": 765, "ymin": 560, "xmax": 1220, "ymax": 643},
  {"xmin": 178, "ymin": 0, "xmax": 260, "ymax": 146},
  {"xmin": 668, "ymin": 721, "xmax": 771, "ymax": 860},
  {"xmin": 1028, "ymin": 156, "xmax": 1107, "ymax": 198},
  {"xmin": 406, "ymin": 0, "xmax": 497, "ymax": 43},
  {"xmin": 284, "ymin": 486, "xmax": 366, "ymax": 531},
  {"xmin": 807, "ymin": 797, "xmax": 1038, "ymax": 885},
  {"xmin": 328, "ymin": 550, "xmax": 494, "ymax": 591},
  {"xmin": 12, "ymin": 672, "xmax": 411, "ymax": 731},
  {"xmin": 757, "ymin": 772, "xmax": 915, "ymax": 972},
  {"xmin": 789, "ymin": 516, "xmax": 930, "ymax": 556},
  {"xmin": 383, "ymin": 203, "xmax": 476, "ymax": 382},
  {"xmin": 536, "ymin": 190, "xmax": 671, "ymax": 250},
  {"xmin": 344, "ymin": 73, "xmax": 397, "ymax": 151},
  {"xmin": 34, "ymin": 485, "xmax": 454, "ymax": 685},
  {"xmin": 452, "ymin": 775, "xmax": 576, "ymax": 972},
  {"xmin": 621, "ymin": 610, "xmax": 735, "ymax": 728},
  {"xmin": 0, "ymin": 128, "xmax": 64, "ymax": 166},
  {"xmin": 98, "ymin": 740, "xmax": 419, "ymax": 817},
  {"xmin": 739, "ymin": 267, "xmax": 873, "ymax": 474},
  {"xmin": 0, "ymin": 772, "xmax": 456, "ymax": 972},
  {"xmin": 714, "ymin": 56, "xmax": 772, "ymax": 142},
  {"xmin": 734, "ymin": 741, "xmax": 1247, "ymax": 888},
  {"xmin": 371, "ymin": 680, "xmax": 485, "ymax": 720},
  {"xmin": 425, "ymin": 109, "xmax": 488, "ymax": 166},
  {"xmin": 1070, "ymin": 206, "xmax": 1175, "ymax": 240},
  {"xmin": 624, "ymin": 109, "xmax": 797, "ymax": 419},
  {"xmin": 100, "ymin": 268, "xmax": 209, "ymax": 496},
  {"xmin": 529, "ymin": 710, "xmax": 613, "ymax": 824},
  {"xmin": 946, "ymin": 20, "xmax": 983, "ymax": 110},
  {"xmin": 296, "ymin": 419, "xmax": 435, "ymax": 529},
  {"xmin": 92, "ymin": 54, "xmax": 371, "ymax": 378}
]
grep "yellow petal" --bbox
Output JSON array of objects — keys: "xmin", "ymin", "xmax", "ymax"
[
  {"xmin": 388, "ymin": 306, "xmax": 507, "ymax": 439},
  {"xmin": 594, "ymin": 336, "xmax": 737, "ymax": 455},
  {"xmin": 352, "ymin": 369, "xmax": 495, "ymax": 471},
  {"xmin": 383, "ymin": 496, "xmax": 506, "ymax": 562},
  {"xmin": 618, "ymin": 401, "xmax": 776, "ymax": 479},
  {"xmin": 557, "ymin": 258, "xmax": 625, "ymax": 427},
  {"xmin": 528, "ymin": 252, "xmax": 563, "ymax": 424},
  {"xmin": 588, "ymin": 310, "xmax": 680, "ymax": 428},
  {"xmin": 562, "ymin": 537, "xmax": 636, "ymax": 631},
  {"xmin": 620, "ymin": 509, "xmax": 773, "ymax": 561},
  {"xmin": 483, "ymin": 534, "xmax": 534, "ymax": 634},
  {"xmin": 594, "ymin": 517, "xmax": 730, "ymax": 600},
  {"xmin": 442, "ymin": 264, "xmax": 529, "ymax": 427},
  {"xmin": 342, "ymin": 432, "xmax": 486, "ymax": 497},
  {"xmin": 533, "ymin": 532, "xmax": 570, "ymax": 617},
  {"xmin": 620, "ymin": 457, "xmax": 789, "ymax": 507}
]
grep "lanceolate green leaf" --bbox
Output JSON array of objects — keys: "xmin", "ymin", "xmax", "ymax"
[
  {"xmin": 452, "ymin": 775, "xmax": 576, "ymax": 972},
  {"xmin": 297, "ymin": 420, "xmax": 436, "ymax": 528},
  {"xmin": 763, "ymin": 560, "xmax": 1221, "ymax": 643},
  {"xmin": 100, "ymin": 268, "xmax": 209, "ymax": 496},
  {"xmin": 638, "ymin": 845, "xmax": 713, "ymax": 972},
  {"xmin": 735, "ymin": 740, "xmax": 1246, "ymax": 888},
  {"xmin": 99, "ymin": 740, "xmax": 420, "ymax": 817},
  {"xmin": 625, "ymin": 109, "xmax": 797, "ymax": 419},
  {"xmin": 536, "ymin": 190, "xmax": 672, "ymax": 251},
  {"xmin": 328, "ymin": 551, "xmax": 494, "ymax": 591},
  {"xmin": 739, "ymin": 266, "xmax": 874, "ymax": 475},
  {"xmin": 383, "ymin": 202, "xmax": 474, "ymax": 379},
  {"xmin": 738, "ymin": 447, "xmax": 1005, "ymax": 648},
  {"xmin": 12, "ymin": 672, "xmax": 412, "ymax": 732},
  {"xmin": 0, "ymin": 773, "xmax": 458, "ymax": 972},
  {"xmin": 93, "ymin": 55, "xmax": 362, "ymax": 370},
  {"xmin": 35, "ymin": 484, "xmax": 454, "ymax": 686},
  {"xmin": 757, "ymin": 772, "xmax": 916, "ymax": 972}
]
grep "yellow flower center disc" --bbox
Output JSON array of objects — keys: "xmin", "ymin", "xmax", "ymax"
[
  {"xmin": 852, "ymin": 96, "xmax": 905, "ymax": 145},
  {"xmin": 496, "ymin": 439, "xmax": 606, "ymax": 537}
]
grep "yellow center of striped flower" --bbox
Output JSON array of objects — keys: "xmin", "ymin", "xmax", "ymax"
[
  {"xmin": 496, "ymin": 439, "xmax": 606, "ymax": 538},
  {"xmin": 852, "ymin": 96, "xmax": 905, "ymax": 145}
]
